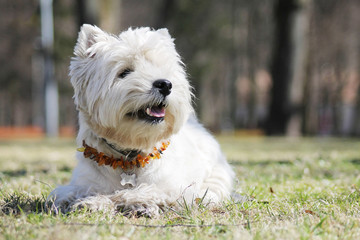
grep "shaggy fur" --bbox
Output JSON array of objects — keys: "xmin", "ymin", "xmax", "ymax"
[{"xmin": 48, "ymin": 24, "xmax": 235, "ymax": 216}]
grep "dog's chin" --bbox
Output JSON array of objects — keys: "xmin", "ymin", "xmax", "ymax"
[{"xmin": 126, "ymin": 103, "xmax": 166, "ymax": 125}]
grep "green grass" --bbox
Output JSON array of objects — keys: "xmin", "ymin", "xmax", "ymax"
[{"xmin": 1, "ymin": 136, "xmax": 360, "ymax": 239}]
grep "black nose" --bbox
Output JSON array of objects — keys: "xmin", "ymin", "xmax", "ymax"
[{"xmin": 152, "ymin": 79, "xmax": 172, "ymax": 97}]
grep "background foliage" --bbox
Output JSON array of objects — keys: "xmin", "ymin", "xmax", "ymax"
[{"xmin": 0, "ymin": 0, "xmax": 360, "ymax": 136}]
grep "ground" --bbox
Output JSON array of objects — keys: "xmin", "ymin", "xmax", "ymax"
[{"xmin": 1, "ymin": 136, "xmax": 360, "ymax": 239}]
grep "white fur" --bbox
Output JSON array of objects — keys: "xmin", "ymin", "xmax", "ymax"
[{"xmin": 48, "ymin": 25, "xmax": 234, "ymax": 216}]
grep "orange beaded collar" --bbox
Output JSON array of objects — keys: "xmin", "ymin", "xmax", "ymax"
[{"xmin": 77, "ymin": 140, "xmax": 170, "ymax": 170}]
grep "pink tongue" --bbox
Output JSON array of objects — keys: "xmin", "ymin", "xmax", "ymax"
[{"xmin": 148, "ymin": 106, "xmax": 165, "ymax": 117}]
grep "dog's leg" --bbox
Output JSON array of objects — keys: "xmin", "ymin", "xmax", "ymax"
[
  {"xmin": 48, "ymin": 185, "xmax": 114, "ymax": 213},
  {"xmin": 47, "ymin": 185, "xmax": 88, "ymax": 213},
  {"xmin": 199, "ymin": 161, "xmax": 234, "ymax": 204},
  {"xmin": 71, "ymin": 194, "xmax": 114, "ymax": 212}
]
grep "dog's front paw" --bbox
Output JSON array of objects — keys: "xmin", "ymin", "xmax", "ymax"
[
  {"xmin": 46, "ymin": 191, "xmax": 77, "ymax": 214},
  {"xmin": 46, "ymin": 198, "xmax": 72, "ymax": 214},
  {"xmin": 115, "ymin": 203, "xmax": 162, "ymax": 218},
  {"xmin": 71, "ymin": 195, "xmax": 115, "ymax": 212}
]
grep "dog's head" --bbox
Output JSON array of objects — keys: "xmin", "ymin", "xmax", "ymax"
[{"xmin": 70, "ymin": 24, "xmax": 193, "ymax": 149}]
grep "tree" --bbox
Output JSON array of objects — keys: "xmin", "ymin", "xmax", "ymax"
[{"xmin": 266, "ymin": 0, "xmax": 310, "ymax": 136}]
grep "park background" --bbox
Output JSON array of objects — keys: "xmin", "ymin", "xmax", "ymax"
[
  {"xmin": 2, "ymin": 1, "xmax": 360, "ymax": 239},
  {"xmin": 1, "ymin": 0, "xmax": 360, "ymax": 138}
]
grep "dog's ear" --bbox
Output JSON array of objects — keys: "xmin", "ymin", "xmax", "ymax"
[
  {"xmin": 156, "ymin": 28, "xmax": 172, "ymax": 39},
  {"xmin": 74, "ymin": 24, "xmax": 108, "ymax": 58}
]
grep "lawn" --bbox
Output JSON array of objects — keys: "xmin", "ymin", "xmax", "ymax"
[{"xmin": 1, "ymin": 136, "xmax": 360, "ymax": 239}]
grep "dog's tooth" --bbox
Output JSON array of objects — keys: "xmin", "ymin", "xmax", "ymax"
[{"xmin": 146, "ymin": 108, "xmax": 152, "ymax": 116}]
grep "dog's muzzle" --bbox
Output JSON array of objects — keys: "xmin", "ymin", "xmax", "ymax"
[{"xmin": 126, "ymin": 79, "xmax": 172, "ymax": 124}]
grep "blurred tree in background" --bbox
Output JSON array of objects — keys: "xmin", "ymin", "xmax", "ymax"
[{"xmin": 0, "ymin": 0, "xmax": 359, "ymax": 136}]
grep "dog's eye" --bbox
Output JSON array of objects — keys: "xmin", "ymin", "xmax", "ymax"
[{"xmin": 118, "ymin": 68, "xmax": 133, "ymax": 79}]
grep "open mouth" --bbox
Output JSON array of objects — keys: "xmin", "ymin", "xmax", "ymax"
[{"xmin": 128, "ymin": 103, "xmax": 166, "ymax": 124}]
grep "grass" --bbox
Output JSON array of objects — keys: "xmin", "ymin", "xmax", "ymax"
[{"xmin": 1, "ymin": 136, "xmax": 360, "ymax": 239}]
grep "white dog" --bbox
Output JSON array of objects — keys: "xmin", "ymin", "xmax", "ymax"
[{"xmin": 48, "ymin": 24, "xmax": 234, "ymax": 216}]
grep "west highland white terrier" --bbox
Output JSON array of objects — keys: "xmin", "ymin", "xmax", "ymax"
[{"xmin": 48, "ymin": 24, "xmax": 235, "ymax": 216}]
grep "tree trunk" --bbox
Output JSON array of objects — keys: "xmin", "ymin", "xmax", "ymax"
[
  {"xmin": 266, "ymin": 0, "xmax": 297, "ymax": 135},
  {"xmin": 286, "ymin": 0, "xmax": 311, "ymax": 136}
]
